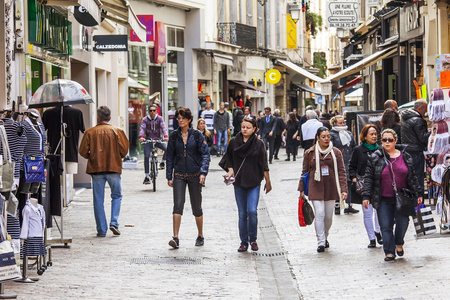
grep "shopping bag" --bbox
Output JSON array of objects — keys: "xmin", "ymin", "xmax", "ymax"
[
  {"xmin": 0, "ymin": 125, "xmax": 15, "ymax": 192},
  {"xmin": 23, "ymin": 157, "xmax": 45, "ymax": 183},
  {"xmin": 301, "ymin": 172, "xmax": 310, "ymax": 196},
  {"xmin": 413, "ymin": 205, "xmax": 437, "ymax": 236},
  {"xmin": 298, "ymin": 197, "xmax": 314, "ymax": 227},
  {"xmin": 0, "ymin": 216, "xmax": 21, "ymax": 282}
]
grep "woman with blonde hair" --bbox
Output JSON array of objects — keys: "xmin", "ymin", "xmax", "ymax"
[{"xmin": 197, "ymin": 118, "xmax": 213, "ymax": 150}]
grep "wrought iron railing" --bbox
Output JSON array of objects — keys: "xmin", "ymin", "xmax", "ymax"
[{"xmin": 217, "ymin": 22, "xmax": 257, "ymax": 50}]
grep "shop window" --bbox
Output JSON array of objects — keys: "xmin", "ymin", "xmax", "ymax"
[{"xmin": 167, "ymin": 26, "xmax": 184, "ymax": 48}]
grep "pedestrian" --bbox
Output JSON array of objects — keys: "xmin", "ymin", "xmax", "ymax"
[
  {"xmin": 233, "ymin": 110, "xmax": 244, "ymax": 136},
  {"xmin": 234, "ymin": 91, "xmax": 244, "ymax": 108},
  {"xmin": 283, "ymin": 112, "xmax": 299, "ymax": 161},
  {"xmin": 361, "ymin": 129, "xmax": 422, "ymax": 261},
  {"xmin": 400, "ymin": 99, "xmax": 429, "ymax": 198},
  {"xmin": 273, "ymin": 109, "xmax": 285, "ymax": 160},
  {"xmin": 166, "ymin": 108, "xmax": 210, "ymax": 249},
  {"xmin": 299, "ymin": 127, "xmax": 348, "ymax": 252},
  {"xmin": 349, "ymin": 124, "xmax": 383, "ymax": 248},
  {"xmin": 243, "ymin": 107, "xmax": 254, "ymax": 120},
  {"xmin": 384, "ymin": 100, "xmax": 398, "ymax": 112},
  {"xmin": 381, "ymin": 108, "xmax": 402, "ymax": 143},
  {"xmin": 139, "ymin": 105, "xmax": 168, "ymax": 185},
  {"xmin": 79, "ymin": 106, "xmax": 129, "ymax": 237},
  {"xmin": 292, "ymin": 108, "xmax": 301, "ymax": 124},
  {"xmin": 224, "ymin": 102, "xmax": 234, "ymax": 136},
  {"xmin": 258, "ymin": 107, "xmax": 277, "ymax": 164},
  {"xmin": 196, "ymin": 118, "xmax": 213, "ymax": 149},
  {"xmin": 200, "ymin": 101, "xmax": 216, "ymax": 132},
  {"xmin": 319, "ymin": 112, "xmax": 332, "ymax": 130},
  {"xmin": 214, "ymin": 102, "xmax": 231, "ymax": 157},
  {"xmin": 300, "ymin": 110, "xmax": 323, "ymax": 151},
  {"xmin": 330, "ymin": 115, "xmax": 358, "ymax": 215},
  {"xmin": 219, "ymin": 117, "xmax": 272, "ymax": 252}
]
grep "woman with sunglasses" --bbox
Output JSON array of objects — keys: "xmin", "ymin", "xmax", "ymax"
[
  {"xmin": 299, "ymin": 127, "xmax": 347, "ymax": 253},
  {"xmin": 349, "ymin": 124, "xmax": 382, "ymax": 248},
  {"xmin": 361, "ymin": 129, "xmax": 422, "ymax": 261}
]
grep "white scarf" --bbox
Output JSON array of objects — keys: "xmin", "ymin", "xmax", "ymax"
[
  {"xmin": 332, "ymin": 126, "xmax": 351, "ymax": 147},
  {"xmin": 314, "ymin": 141, "xmax": 342, "ymax": 203}
]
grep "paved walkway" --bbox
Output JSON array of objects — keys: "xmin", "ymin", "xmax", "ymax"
[{"xmin": 4, "ymin": 154, "xmax": 450, "ymax": 299}]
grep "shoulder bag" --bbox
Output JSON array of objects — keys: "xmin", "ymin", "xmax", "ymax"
[
  {"xmin": 385, "ymin": 157, "xmax": 417, "ymax": 216},
  {"xmin": 355, "ymin": 174, "xmax": 365, "ymax": 195},
  {"xmin": 23, "ymin": 156, "xmax": 45, "ymax": 183},
  {"xmin": 0, "ymin": 125, "xmax": 15, "ymax": 192},
  {"xmin": 298, "ymin": 197, "xmax": 315, "ymax": 226},
  {"xmin": 301, "ymin": 151, "xmax": 311, "ymax": 196}
]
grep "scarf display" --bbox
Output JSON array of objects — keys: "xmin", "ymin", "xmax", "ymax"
[
  {"xmin": 331, "ymin": 126, "xmax": 351, "ymax": 146},
  {"xmin": 429, "ymin": 88, "xmax": 446, "ymax": 121},
  {"xmin": 314, "ymin": 141, "xmax": 342, "ymax": 204},
  {"xmin": 363, "ymin": 141, "xmax": 378, "ymax": 151},
  {"xmin": 428, "ymin": 121, "xmax": 449, "ymax": 154}
]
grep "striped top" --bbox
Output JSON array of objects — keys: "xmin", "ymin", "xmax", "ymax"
[
  {"xmin": 0, "ymin": 119, "xmax": 27, "ymax": 178},
  {"xmin": 21, "ymin": 118, "xmax": 46, "ymax": 171}
]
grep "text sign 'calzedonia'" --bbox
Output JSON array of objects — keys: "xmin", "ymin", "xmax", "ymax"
[
  {"xmin": 93, "ymin": 35, "xmax": 128, "ymax": 52},
  {"xmin": 326, "ymin": 1, "xmax": 359, "ymax": 29}
]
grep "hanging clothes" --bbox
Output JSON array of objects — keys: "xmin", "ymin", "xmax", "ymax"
[
  {"xmin": 20, "ymin": 199, "xmax": 47, "ymax": 257},
  {"xmin": 21, "ymin": 117, "xmax": 47, "ymax": 167},
  {"xmin": 0, "ymin": 119, "xmax": 27, "ymax": 179}
]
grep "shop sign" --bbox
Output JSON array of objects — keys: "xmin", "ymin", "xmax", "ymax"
[
  {"xmin": 265, "ymin": 69, "xmax": 281, "ymax": 84},
  {"xmin": 435, "ymin": 54, "xmax": 450, "ymax": 78},
  {"xmin": 153, "ymin": 22, "xmax": 166, "ymax": 64},
  {"xmin": 227, "ymin": 55, "xmax": 247, "ymax": 81},
  {"xmin": 93, "ymin": 35, "xmax": 128, "ymax": 52},
  {"xmin": 286, "ymin": 14, "xmax": 297, "ymax": 49},
  {"xmin": 130, "ymin": 15, "xmax": 154, "ymax": 42},
  {"xmin": 326, "ymin": 1, "xmax": 359, "ymax": 29},
  {"xmin": 399, "ymin": 3, "xmax": 423, "ymax": 42},
  {"xmin": 321, "ymin": 83, "xmax": 332, "ymax": 95}
]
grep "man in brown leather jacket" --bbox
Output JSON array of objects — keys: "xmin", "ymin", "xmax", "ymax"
[{"xmin": 79, "ymin": 106, "xmax": 129, "ymax": 237}]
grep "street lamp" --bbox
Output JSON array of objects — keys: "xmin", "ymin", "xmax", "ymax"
[
  {"xmin": 289, "ymin": 2, "xmax": 301, "ymax": 23},
  {"xmin": 257, "ymin": 0, "xmax": 268, "ymax": 5}
]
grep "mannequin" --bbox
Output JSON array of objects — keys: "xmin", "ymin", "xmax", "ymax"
[{"xmin": 20, "ymin": 198, "xmax": 47, "ymax": 258}]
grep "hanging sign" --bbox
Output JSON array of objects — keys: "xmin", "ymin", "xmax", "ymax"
[
  {"xmin": 435, "ymin": 54, "xmax": 450, "ymax": 78},
  {"xmin": 130, "ymin": 15, "xmax": 154, "ymax": 42},
  {"xmin": 93, "ymin": 35, "xmax": 128, "ymax": 52},
  {"xmin": 326, "ymin": 1, "xmax": 359, "ymax": 29},
  {"xmin": 153, "ymin": 22, "xmax": 166, "ymax": 63},
  {"xmin": 265, "ymin": 69, "xmax": 281, "ymax": 84}
]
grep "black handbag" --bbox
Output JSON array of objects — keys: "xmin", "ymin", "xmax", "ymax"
[
  {"xmin": 385, "ymin": 158, "xmax": 417, "ymax": 216},
  {"xmin": 355, "ymin": 174, "xmax": 364, "ymax": 195}
]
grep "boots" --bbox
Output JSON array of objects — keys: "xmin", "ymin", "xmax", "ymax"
[
  {"xmin": 293, "ymin": 156, "xmax": 296, "ymax": 161},
  {"xmin": 285, "ymin": 154, "xmax": 290, "ymax": 161}
]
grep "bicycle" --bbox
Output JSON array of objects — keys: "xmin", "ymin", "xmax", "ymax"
[{"xmin": 141, "ymin": 138, "xmax": 163, "ymax": 192}]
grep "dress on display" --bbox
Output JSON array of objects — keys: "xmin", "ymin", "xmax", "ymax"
[
  {"xmin": 20, "ymin": 199, "xmax": 47, "ymax": 257},
  {"xmin": 0, "ymin": 119, "xmax": 27, "ymax": 179}
]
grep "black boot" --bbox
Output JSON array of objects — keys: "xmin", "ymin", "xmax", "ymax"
[
  {"xmin": 375, "ymin": 232, "xmax": 383, "ymax": 245},
  {"xmin": 285, "ymin": 154, "xmax": 290, "ymax": 161},
  {"xmin": 293, "ymin": 156, "xmax": 296, "ymax": 161},
  {"xmin": 368, "ymin": 240, "xmax": 376, "ymax": 248}
]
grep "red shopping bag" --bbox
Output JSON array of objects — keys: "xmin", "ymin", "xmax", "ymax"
[
  {"xmin": 298, "ymin": 197, "xmax": 314, "ymax": 227},
  {"xmin": 298, "ymin": 198, "xmax": 306, "ymax": 227}
]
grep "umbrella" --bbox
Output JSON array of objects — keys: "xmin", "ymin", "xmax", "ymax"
[{"xmin": 28, "ymin": 79, "xmax": 93, "ymax": 108}]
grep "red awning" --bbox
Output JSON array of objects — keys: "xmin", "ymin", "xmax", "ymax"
[{"xmin": 336, "ymin": 77, "xmax": 362, "ymax": 92}]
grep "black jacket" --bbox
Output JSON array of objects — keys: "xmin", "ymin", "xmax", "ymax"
[
  {"xmin": 330, "ymin": 129, "xmax": 356, "ymax": 179},
  {"xmin": 400, "ymin": 109, "xmax": 430, "ymax": 152},
  {"xmin": 349, "ymin": 144, "xmax": 377, "ymax": 180},
  {"xmin": 233, "ymin": 115, "xmax": 244, "ymax": 136},
  {"xmin": 258, "ymin": 115, "xmax": 277, "ymax": 139},
  {"xmin": 361, "ymin": 146, "xmax": 421, "ymax": 210},
  {"xmin": 274, "ymin": 116, "xmax": 285, "ymax": 136},
  {"xmin": 166, "ymin": 128, "xmax": 210, "ymax": 180},
  {"xmin": 219, "ymin": 133, "xmax": 269, "ymax": 188},
  {"xmin": 381, "ymin": 124, "xmax": 402, "ymax": 144}
]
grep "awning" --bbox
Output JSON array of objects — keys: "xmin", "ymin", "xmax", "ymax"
[
  {"xmin": 101, "ymin": 0, "xmax": 146, "ymax": 42},
  {"xmin": 277, "ymin": 59, "xmax": 327, "ymax": 83},
  {"xmin": 336, "ymin": 77, "xmax": 362, "ymax": 92},
  {"xmin": 292, "ymin": 83, "xmax": 322, "ymax": 95},
  {"xmin": 229, "ymin": 80, "xmax": 265, "ymax": 93},
  {"xmin": 213, "ymin": 53, "xmax": 233, "ymax": 66},
  {"xmin": 345, "ymin": 88, "xmax": 363, "ymax": 102},
  {"xmin": 46, "ymin": 0, "xmax": 102, "ymax": 25},
  {"xmin": 128, "ymin": 77, "xmax": 147, "ymax": 89},
  {"xmin": 327, "ymin": 46, "xmax": 397, "ymax": 82}
]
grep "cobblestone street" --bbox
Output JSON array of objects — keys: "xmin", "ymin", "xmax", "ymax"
[{"xmin": 5, "ymin": 154, "xmax": 450, "ymax": 299}]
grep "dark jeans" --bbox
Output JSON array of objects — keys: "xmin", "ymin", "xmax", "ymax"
[
  {"xmin": 274, "ymin": 135, "xmax": 282, "ymax": 158},
  {"xmin": 407, "ymin": 151, "xmax": 424, "ymax": 197},
  {"xmin": 144, "ymin": 141, "xmax": 167, "ymax": 174},
  {"xmin": 173, "ymin": 175, "xmax": 203, "ymax": 217},
  {"xmin": 377, "ymin": 198, "xmax": 410, "ymax": 256},
  {"xmin": 263, "ymin": 136, "xmax": 275, "ymax": 162},
  {"xmin": 234, "ymin": 185, "xmax": 260, "ymax": 246}
]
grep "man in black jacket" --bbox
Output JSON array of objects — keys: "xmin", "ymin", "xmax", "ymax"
[
  {"xmin": 273, "ymin": 109, "xmax": 285, "ymax": 160},
  {"xmin": 400, "ymin": 99, "xmax": 430, "ymax": 197},
  {"xmin": 258, "ymin": 107, "xmax": 277, "ymax": 163}
]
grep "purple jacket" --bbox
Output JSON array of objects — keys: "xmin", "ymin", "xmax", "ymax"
[{"xmin": 139, "ymin": 114, "xmax": 168, "ymax": 139}]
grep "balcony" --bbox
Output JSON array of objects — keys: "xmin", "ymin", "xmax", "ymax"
[{"xmin": 217, "ymin": 22, "xmax": 257, "ymax": 50}]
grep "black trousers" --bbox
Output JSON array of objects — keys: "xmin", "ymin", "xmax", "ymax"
[
  {"xmin": 173, "ymin": 175, "xmax": 203, "ymax": 217},
  {"xmin": 263, "ymin": 136, "xmax": 275, "ymax": 162},
  {"xmin": 274, "ymin": 135, "xmax": 282, "ymax": 158}
]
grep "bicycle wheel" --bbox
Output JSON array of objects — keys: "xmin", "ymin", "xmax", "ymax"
[{"xmin": 151, "ymin": 159, "xmax": 157, "ymax": 192}]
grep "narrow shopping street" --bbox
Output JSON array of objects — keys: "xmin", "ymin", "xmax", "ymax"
[{"xmin": 6, "ymin": 154, "xmax": 450, "ymax": 299}]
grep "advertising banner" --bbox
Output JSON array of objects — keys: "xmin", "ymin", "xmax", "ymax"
[
  {"xmin": 130, "ymin": 15, "xmax": 154, "ymax": 42},
  {"xmin": 435, "ymin": 54, "xmax": 450, "ymax": 78},
  {"xmin": 153, "ymin": 22, "xmax": 166, "ymax": 64},
  {"xmin": 326, "ymin": 1, "xmax": 359, "ymax": 29},
  {"xmin": 286, "ymin": 14, "xmax": 297, "ymax": 49}
]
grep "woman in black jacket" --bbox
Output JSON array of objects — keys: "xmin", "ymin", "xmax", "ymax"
[
  {"xmin": 361, "ymin": 129, "xmax": 422, "ymax": 261},
  {"xmin": 283, "ymin": 112, "xmax": 299, "ymax": 161},
  {"xmin": 219, "ymin": 117, "xmax": 272, "ymax": 252},
  {"xmin": 349, "ymin": 124, "xmax": 382, "ymax": 248},
  {"xmin": 381, "ymin": 108, "xmax": 402, "ymax": 144},
  {"xmin": 166, "ymin": 108, "xmax": 210, "ymax": 249}
]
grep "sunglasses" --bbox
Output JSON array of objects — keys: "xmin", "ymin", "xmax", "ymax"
[
  {"xmin": 381, "ymin": 138, "xmax": 395, "ymax": 143},
  {"xmin": 149, "ymin": 110, "xmax": 156, "ymax": 112}
]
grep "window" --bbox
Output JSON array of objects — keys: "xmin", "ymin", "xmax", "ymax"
[{"xmin": 167, "ymin": 26, "xmax": 184, "ymax": 48}]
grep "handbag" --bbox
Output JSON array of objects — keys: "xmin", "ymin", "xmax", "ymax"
[
  {"xmin": 355, "ymin": 174, "xmax": 365, "ymax": 195},
  {"xmin": 23, "ymin": 156, "xmax": 45, "ymax": 183},
  {"xmin": 301, "ymin": 172, "xmax": 310, "ymax": 196},
  {"xmin": 413, "ymin": 204, "xmax": 437, "ymax": 237},
  {"xmin": 0, "ymin": 218, "xmax": 21, "ymax": 282},
  {"xmin": 385, "ymin": 158, "xmax": 417, "ymax": 216},
  {"xmin": 0, "ymin": 125, "xmax": 15, "ymax": 192},
  {"xmin": 298, "ymin": 197, "xmax": 315, "ymax": 226}
]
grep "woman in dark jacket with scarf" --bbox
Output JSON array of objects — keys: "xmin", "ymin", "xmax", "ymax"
[
  {"xmin": 166, "ymin": 108, "xmax": 210, "ymax": 249},
  {"xmin": 330, "ymin": 115, "xmax": 357, "ymax": 215},
  {"xmin": 220, "ymin": 117, "xmax": 272, "ymax": 252},
  {"xmin": 349, "ymin": 124, "xmax": 383, "ymax": 248},
  {"xmin": 361, "ymin": 129, "xmax": 422, "ymax": 261}
]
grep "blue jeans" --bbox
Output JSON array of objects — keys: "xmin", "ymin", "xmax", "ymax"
[
  {"xmin": 216, "ymin": 129, "xmax": 228, "ymax": 154},
  {"xmin": 144, "ymin": 141, "xmax": 167, "ymax": 174},
  {"xmin": 234, "ymin": 185, "xmax": 260, "ymax": 246},
  {"xmin": 377, "ymin": 199, "xmax": 410, "ymax": 256},
  {"xmin": 91, "ymin": 173, "xmax": 123, "ymax": 235}
]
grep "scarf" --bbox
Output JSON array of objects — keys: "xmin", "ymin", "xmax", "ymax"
[
  {"xmin": 363, "ymin": 141, "xmax": 378, "ymax": 151},
  {"xmin": 314, "ymin": 141, "xmax": 343, "ymax": 204},
  {"xmin": 332, "ymin": 126, "xmax": 351, "ymax": 147}
]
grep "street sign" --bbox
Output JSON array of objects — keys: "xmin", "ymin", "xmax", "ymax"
[
  {"xmin": 93, "ymin": 35, "xmax": 128, "ymax": 52},
  {"xmin": 266, "ymin": 69, "xmax": 281, "ymax": 84},
  {"xmin": 326, "ymin": 1, "xmax": 359, "ymax": 29}
]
